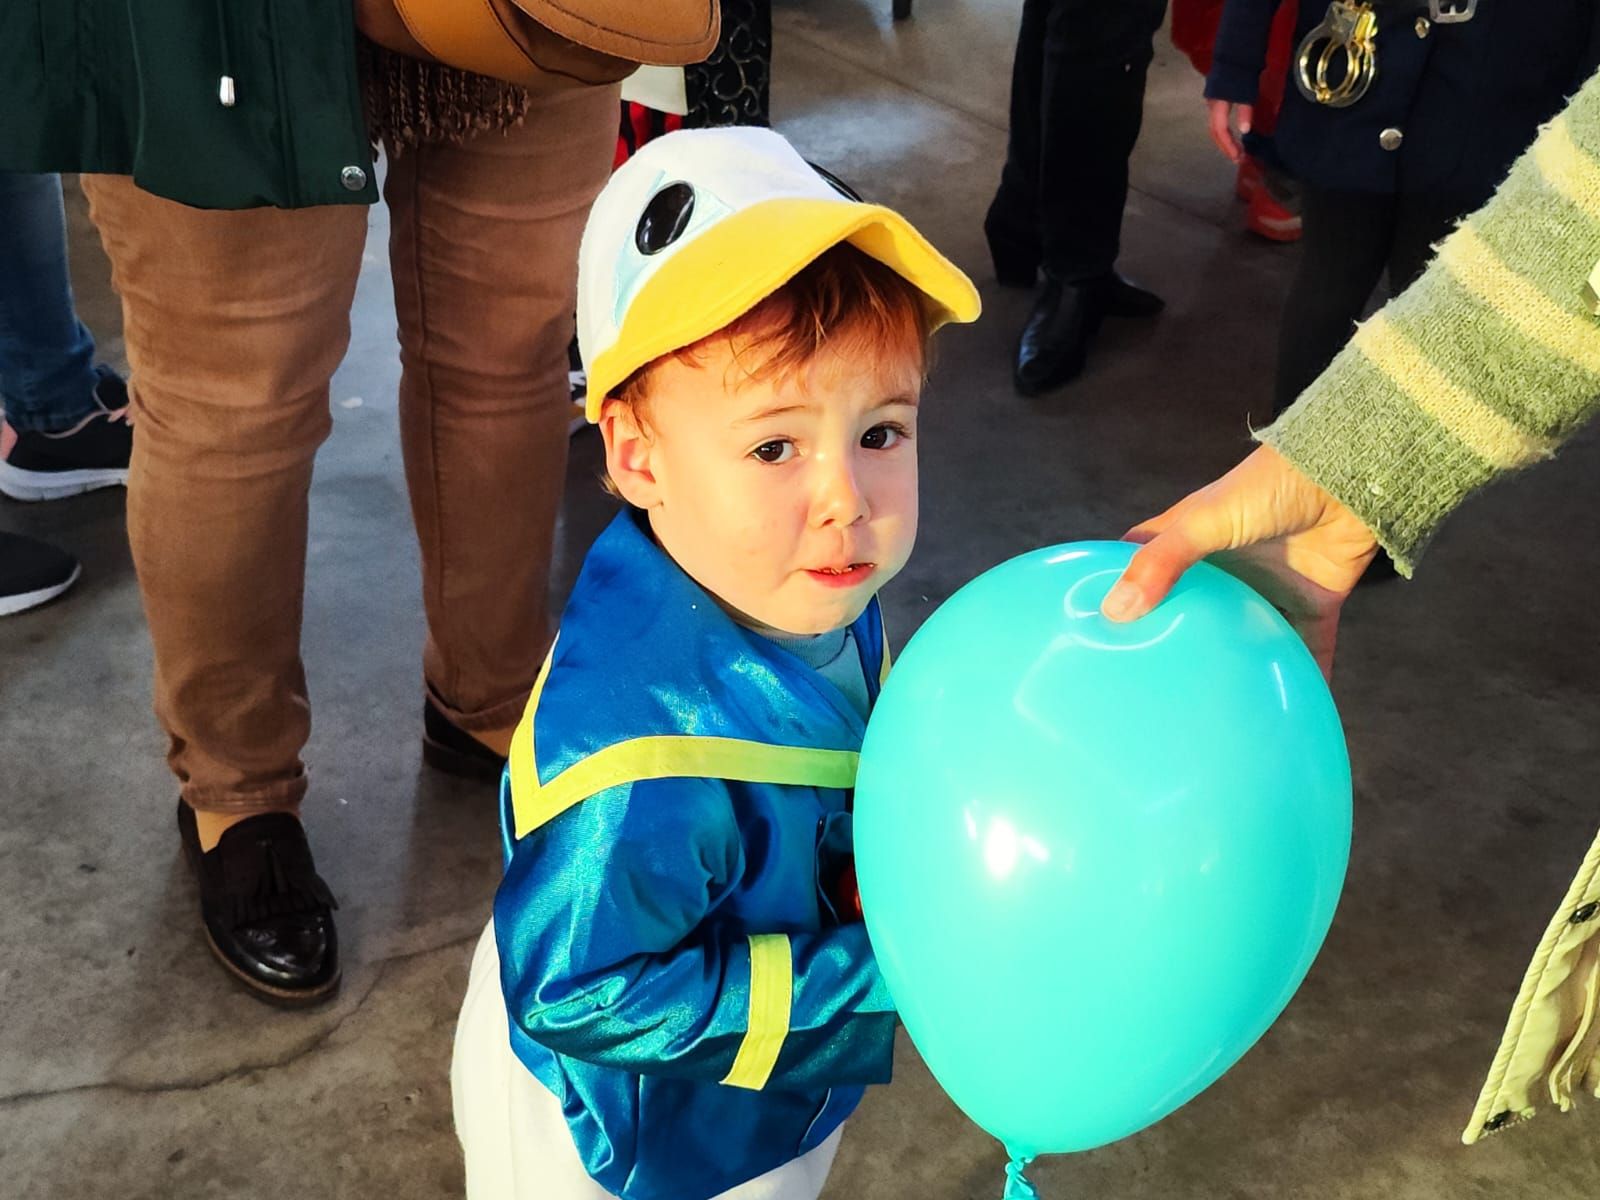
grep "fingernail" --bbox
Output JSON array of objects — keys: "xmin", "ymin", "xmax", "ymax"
[{"xmin": 1102, "ymin": 583, "xmax": 1139, "ymax": 621}]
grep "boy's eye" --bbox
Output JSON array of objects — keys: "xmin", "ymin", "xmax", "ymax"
[
  {"xmin": 861, "ymin": 423, "xmax": 906, "ymax": 451},
  {"xmin": 751, "ymin": 440, "xmax": 795, "ymax": 464}
]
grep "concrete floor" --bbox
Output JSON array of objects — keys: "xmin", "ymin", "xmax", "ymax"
[{"xmin": 5, "ymin": 1, "xmax": 1600, "ymax": 1196}]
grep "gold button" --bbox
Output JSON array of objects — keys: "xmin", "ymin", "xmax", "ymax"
[
  {"xmin": 1415, "ymin": 16, "xmax": 1431, "ymax": 37},
  {"xmin": 1379, "ymin": 127, "xmax": 1404, "ymax": 151}
]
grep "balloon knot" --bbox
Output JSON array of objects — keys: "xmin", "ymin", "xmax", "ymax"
[{"xmin": 1002, "ymin": 1154, "xmax": 1039, "ymax": 1199}]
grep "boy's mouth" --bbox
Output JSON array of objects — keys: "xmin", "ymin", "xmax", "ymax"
[{"xmin": 805, "ymin": 563, "xmax": 876, "ymax": 588}]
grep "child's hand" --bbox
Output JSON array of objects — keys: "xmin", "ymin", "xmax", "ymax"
[{"xmin": 1207, "ymin": 99, "xmax": 1253, "ymax": 164}]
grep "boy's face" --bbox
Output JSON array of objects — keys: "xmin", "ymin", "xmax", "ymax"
[{"xmin": 602, "ymin": 334, "xmax": 923, "ymax": 636}]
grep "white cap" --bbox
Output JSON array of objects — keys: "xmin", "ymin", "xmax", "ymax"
[{"xmin": 576, "ymin": 126, "xmax": 980, "ymax": 420}]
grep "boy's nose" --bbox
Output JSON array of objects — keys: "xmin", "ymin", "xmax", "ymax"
[{"xmin": 812, "ymin": 456, "xmax": 870, "ymax": 528}]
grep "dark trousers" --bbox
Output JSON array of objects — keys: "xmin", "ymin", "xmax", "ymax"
[
  {"xmin": 1274, "ymin": 186, "xmax": 1474, "ymax": 412},
  {"xmin": 988, "ymin": 0, "xmax": 1168, "ymax": 282}
]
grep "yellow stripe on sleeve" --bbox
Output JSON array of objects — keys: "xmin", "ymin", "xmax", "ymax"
[
  {"xmin": 1438, "ymin": 225, "xmax": 1600, "ymax": 376},
  {"xmin": 507, "ymin": 643, "xmax": 558, "ymax": 841},
  {"xmin": 721, "ymin": 934, "xmax": 793, "ymax": 1090},
  {"xmin": 1532, "ymin": 116, "xmax": 1600, "ymax": 214},
  {"xmin": 1351, "ymin": 312, "xmax": 1559, "ymax": 470}
]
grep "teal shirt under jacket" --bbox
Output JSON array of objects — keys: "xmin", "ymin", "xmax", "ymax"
[{"xmin": 494, "ymin": 510, "xmax": 899, "ymax": 1200}]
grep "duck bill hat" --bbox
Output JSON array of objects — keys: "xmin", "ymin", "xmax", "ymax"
[{"xmin": 577, "ymin": 126, "xmax": 982, "ymax": 421}]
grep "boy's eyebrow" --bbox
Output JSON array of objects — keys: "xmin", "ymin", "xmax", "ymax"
[
  {"xmin": 735, "ymin": 401, "xmax": 814, "ymax": 424},
  {"xmin": 735, "ymin": 392, "xmax": 921, "ymax": 425}
]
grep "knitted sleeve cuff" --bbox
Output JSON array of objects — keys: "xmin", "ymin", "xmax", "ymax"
[
  {"xmin": 1259, "ymin": 70, "xmax": 1600, "ymax": 576},
  {"xmin": 1254, "ymin": 361, "xmax": 1498, "ymax": 578}
]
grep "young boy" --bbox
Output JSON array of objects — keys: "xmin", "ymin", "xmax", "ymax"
[{"xmin": 452, "ymin": 126, "xmax": 979, "ymax": 1200}]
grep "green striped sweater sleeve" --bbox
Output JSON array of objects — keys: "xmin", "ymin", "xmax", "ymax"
[{"xmin": 1258, "ymin": 69, "xmax": 1600, "ymax": 576}]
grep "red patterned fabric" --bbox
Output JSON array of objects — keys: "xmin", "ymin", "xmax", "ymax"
[{"xmin": 614, "ymin": 102, "xmax": 684, "ymax": 169}]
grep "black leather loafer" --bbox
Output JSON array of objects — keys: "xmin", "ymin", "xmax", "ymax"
[
  {"xmin": 1014, "ymin": 272, "xmax": 1164, "ymax": 396},
  {"xmin": 422, "ymin": 696, "xmax": 507, "ymax": 782},
  {"xmin": 177, "ymin": 802, "xmax": 340, "ymax": 1007}
]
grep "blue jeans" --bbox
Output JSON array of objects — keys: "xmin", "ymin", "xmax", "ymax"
[{"xmin": 0, "ymin": 172, "xmax": 101, "ymax": 433}]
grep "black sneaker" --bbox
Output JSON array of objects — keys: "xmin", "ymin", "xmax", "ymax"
[
  {"xmin": 0, "ymin": 366, "xmax": 133, "ymax": 502},
  {"xmin": 0, "ymin": 532, "xmax": 80, "ymax": 616}
]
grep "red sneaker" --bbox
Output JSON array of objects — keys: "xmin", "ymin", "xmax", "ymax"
[
  {"xmin": 1235, "ymin": 157, "xmax": 1264, "ymax": 202},
  {"xmin": 1246, "ymin": 178, "xmax": 1303, "ymax": 243}
]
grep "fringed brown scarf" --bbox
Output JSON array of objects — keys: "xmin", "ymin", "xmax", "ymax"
[{"xmin": 357, "ymin": 37, "xmax": 533, "ymax": 154}]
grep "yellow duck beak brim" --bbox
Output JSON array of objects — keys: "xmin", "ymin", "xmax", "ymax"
[{"xmin": 585, "ymin": 197, "xmax": 982, "ymax": 421}]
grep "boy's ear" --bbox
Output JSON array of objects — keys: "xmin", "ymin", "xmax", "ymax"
[{"xmin": 599, "ymin": 397, "xmax": 662, "ymax": 509}]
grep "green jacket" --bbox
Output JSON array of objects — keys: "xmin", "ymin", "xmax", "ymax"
[{"xmin": 0, "ymin": 1, "xmax": 377, "ymax": 208}]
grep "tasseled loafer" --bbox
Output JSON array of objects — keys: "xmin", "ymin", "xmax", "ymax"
[{"xmin": 177, "ymin": 801, "xmax": 340, "ymax": 1007}]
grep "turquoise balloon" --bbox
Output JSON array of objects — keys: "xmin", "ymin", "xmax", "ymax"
[{"xmin": 855, "ymin": 541, "xmax": 1351, "ymax": 1159}]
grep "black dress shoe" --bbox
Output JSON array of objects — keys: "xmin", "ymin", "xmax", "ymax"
[
  {"xmin": 1104, "ymin": 274, "xmax": 1165, "ymax": 319},
  {"xmin": 422, "ymin": 696, "xmax": 507, "ymax": 782},
  {"xmin": 177, "ymin": 802, "xmax": 340, "ymax": 1007},
  {"xmin": 1014, "ymin": 273, "xmax": 1165, "ymax": 396}
]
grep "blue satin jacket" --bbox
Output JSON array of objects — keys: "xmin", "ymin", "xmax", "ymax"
[{"xmin": 493, "ymin": 510, "xmax": 898, "ymax": 1200}]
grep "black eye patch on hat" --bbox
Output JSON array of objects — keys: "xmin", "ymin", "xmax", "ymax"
[{"xmin": 636, "ymin": 182, "xmax": 697, "ymax": 255}]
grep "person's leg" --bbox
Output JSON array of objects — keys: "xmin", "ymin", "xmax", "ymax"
[
  {"xmin": 985, "ymin": 0, "xmax": 1052, "ymax": 285},
  {"xmin": 452, "ymin": 922, "xmax": 618, "ymax": 1199},
  {"xmin": 1010, "ymin": 0, "xmax": 1168, "ymax": 395},
  {"xmin": 384, "ymin": 83, "xmax": 619, "ymax": 765},
  {"xmin": 1035, "ymin": 0, "xmax": 1169, "ymax": 284},
  {"xmin": 1272, "ymin": 187, "xmax": 1397, "ymax": 413},
  {"xmin": 0, "ymin": 172, "xmax": 132, "ymax": 501},
  {"xmin": 82, "ymin": 174, "xmax": 367, "ymax": 818},
  {"xmin": 1387, "ymin": 190, "xmax": 1477, "ymax": 294},
  {"xmin": 0, "ymin": 172, "xmax": 99, "ymax": 433},
  {"xmin": 82, "ymin": 174, "xmax": 365, "ymax": 1003}
]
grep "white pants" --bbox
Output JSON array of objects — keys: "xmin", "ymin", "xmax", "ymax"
[{"xmin": 452, "ymin": 923, "xmax": 844, "ymax": 1200}]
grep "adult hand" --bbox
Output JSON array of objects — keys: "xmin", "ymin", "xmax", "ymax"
[
  {"xmin": 1100, "ymin": 446, "xmax": 1381, "ymax": 679},
  {"xmin": 1207, "ymin": 98, "xmax": 1254, "ymax": 164}
]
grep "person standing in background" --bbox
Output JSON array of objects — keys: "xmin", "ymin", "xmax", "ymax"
[
  {"xmin": 1206, "ymin": 0, "xmax": 1600, "ymax": 415},
  {"xmin": 0, "ymin": 2, "xmax": 717, "ymax": 1008},
  {"xmin": 985, "ymin": 0, "xmax": 1169, "ymax": 398},
  {"xmin": 0, "ymin": 171, "xmax": 133, "ymax": 614}
]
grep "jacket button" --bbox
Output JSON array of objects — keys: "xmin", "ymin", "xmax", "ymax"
[
  {"xmin": 1571, "ymin": 901, "xmax": 1599, "ymax": 924},
  {"xmin": 1379, "ymin": 128, "xmax": 1404, "ymax": 152},
  {"xmin": 1415, "ymin": 16, "xmax": 1430, "ymax": 37},
  {"xmin": 340, "ymin": 166, "xmax": 368, "ymax": 191}
]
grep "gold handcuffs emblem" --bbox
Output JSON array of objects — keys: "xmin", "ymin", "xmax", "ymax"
[{"xmin": 1294, "ymin": 1, "xmax": 1380, "ymax": 108}]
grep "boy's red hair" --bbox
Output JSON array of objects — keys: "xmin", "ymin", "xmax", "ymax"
[{"xmin": 613, "ymin": 242, "xmax": 933, "ymax": 415}]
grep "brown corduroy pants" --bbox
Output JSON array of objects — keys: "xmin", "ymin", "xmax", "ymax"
[{"xmin": 82, "ymin": 83, "xmax": 619, "ymax": 814}]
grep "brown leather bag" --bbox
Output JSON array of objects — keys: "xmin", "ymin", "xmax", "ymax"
[{"xmin": 355, "ymin": 0, "xmax": 720, "ymax": 89}]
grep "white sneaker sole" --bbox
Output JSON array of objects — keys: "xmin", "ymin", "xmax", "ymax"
[
  {"xmin": 0, "ymin": 463, "xmax": 129, "ymax": 502},
  {"xmin": 0, "ymin": 561, "xmax": 81, "ymax": 616}
]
